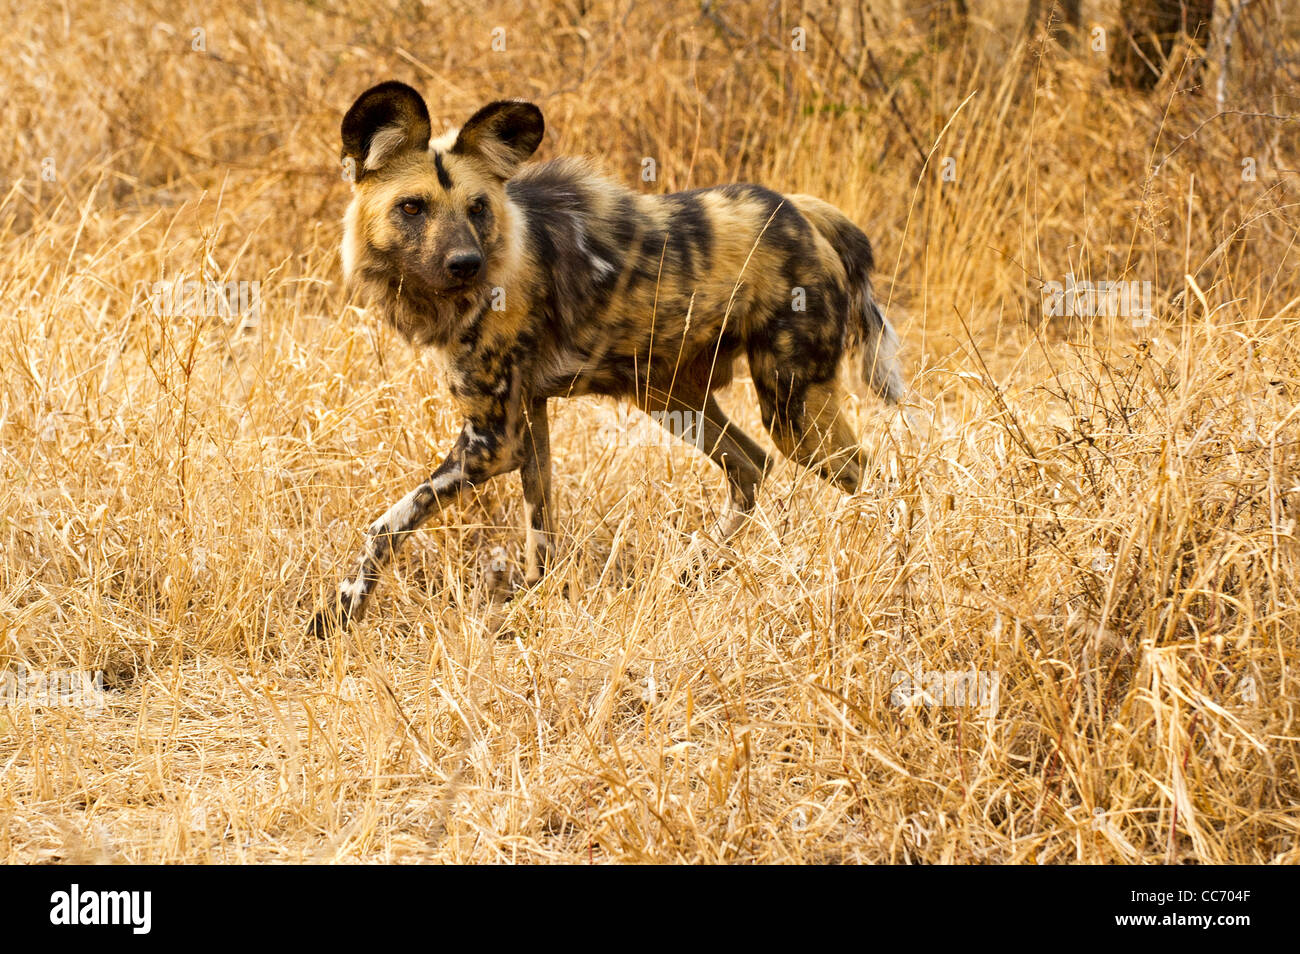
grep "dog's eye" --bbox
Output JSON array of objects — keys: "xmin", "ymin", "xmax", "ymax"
[
  {"xmin": 399, "ymin": 201, "xmax": 422, "ymax": 217},
  {"xmin": 467, "ymin": 198, "xmax": 487, "ymax": 217}
]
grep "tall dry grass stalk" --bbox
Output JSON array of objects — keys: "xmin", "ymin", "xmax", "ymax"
[{"xmin": 0, "ymin": 0, "xmax": 1297, "ymax": 862}]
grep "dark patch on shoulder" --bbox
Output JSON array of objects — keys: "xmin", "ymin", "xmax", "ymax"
[
  {"xmin": 584, "ymin": 196, "xmax": 638, "ymax": 312},
  {"xmin": 507, "ymin": 162, "xmax": 595, "ymax": 326}
]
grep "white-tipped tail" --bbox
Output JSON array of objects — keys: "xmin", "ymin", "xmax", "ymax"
[{"xmin": 860, "ymin": 296, "xmax": 905, "ymax": 404}]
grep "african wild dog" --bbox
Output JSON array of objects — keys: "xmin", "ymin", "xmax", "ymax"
[{"xmin": 310, "ymin": 81, "xmax": 904, "ymax": 636}]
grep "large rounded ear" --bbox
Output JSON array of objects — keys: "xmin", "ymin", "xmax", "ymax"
[
  {"xmin": 341, "ymin": 81, "xmax": 431, "ymax": 181},
  {"xmin": 451, "ymin": 100, "xmax": 544, "ymax": 179}
]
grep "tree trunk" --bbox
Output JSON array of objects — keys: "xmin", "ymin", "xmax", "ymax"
[{"xmin": 1111, "ymin": 0, "xmax": 1215, "ymax": 90}]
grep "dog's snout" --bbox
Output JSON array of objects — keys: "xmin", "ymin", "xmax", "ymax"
[{"xmin": 445, "ymin": 251, "xmax": 483, "ymax": 282}]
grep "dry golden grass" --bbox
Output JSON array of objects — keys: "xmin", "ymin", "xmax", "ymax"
[{"xmin": 1, "ymin": 0, "xmax": 1298, "ymax": 863}]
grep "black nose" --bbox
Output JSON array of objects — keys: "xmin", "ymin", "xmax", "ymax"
[{"xmin": 445, "ymin": 252, "xmax": 482, "ymax": 282}]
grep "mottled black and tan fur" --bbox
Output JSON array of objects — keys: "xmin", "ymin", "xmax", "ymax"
[{"xmin": 310, "ymin": 81, "xmax": 903, "ymax": 635}]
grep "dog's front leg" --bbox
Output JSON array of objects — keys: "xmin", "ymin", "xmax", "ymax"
[
  {"xmin": 519, "ymin": 397, "xmax": 555, "ymax": 586},
  {"xmin": 309, "ymin": 418, "xmax": 522, "ymax": 637}
]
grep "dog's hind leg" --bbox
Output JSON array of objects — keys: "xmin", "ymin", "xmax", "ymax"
[{"xmin": 750, "ymin": 365, "xmax": 867, "ymax": 494}]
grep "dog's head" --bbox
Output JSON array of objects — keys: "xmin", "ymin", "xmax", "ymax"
[{"xmin": 339, "ymin": 83, "xmax": 543, "ymax": 340}]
